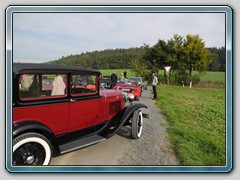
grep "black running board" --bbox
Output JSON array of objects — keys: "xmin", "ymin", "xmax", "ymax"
[{"xmin": 59, "ymin": 135, "xmax": 106, "ymax": 154}]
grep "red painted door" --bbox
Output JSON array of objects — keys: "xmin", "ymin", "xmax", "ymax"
[{"xmin": 68, "ymin": 98, "xmax": 104, "ymax": 132}]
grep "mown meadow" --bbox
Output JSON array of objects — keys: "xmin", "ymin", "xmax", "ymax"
[{"xmin": 156, "ymin": 86, "xmax": 225, "ymax": 165}]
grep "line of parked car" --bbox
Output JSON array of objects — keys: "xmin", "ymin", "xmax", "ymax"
[{"xmin": 100, "ymin": 75, "xmax": 148, "ymax": 101}]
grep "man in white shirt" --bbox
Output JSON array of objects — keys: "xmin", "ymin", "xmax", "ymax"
[{"xmin": 152, "ymin": 73, "xmax": 158, "ymax": 100}]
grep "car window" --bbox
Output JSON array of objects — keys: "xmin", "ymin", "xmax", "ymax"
[
  {"xmin": 71, "ymin": 74, "xmax": 98, "ymax": 95},
  {"xmin": 19, "ymin": 73, "xmax": 67, "ymax": 100}
]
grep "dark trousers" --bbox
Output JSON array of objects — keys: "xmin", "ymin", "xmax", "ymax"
[
  {"xmin": 152, "ymin": 85, "xmax": 157, "ymax": 99},
  {"xmin": 111, "ymin": 82, "xmax": 117, "ymax": 89}
]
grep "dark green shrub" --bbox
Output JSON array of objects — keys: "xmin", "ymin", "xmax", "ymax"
[
  {"xmin": 169, "ymin": 71, "xmax": 200, "ymax": 85},
  {"xmin": 191, "ymin": 74, "xmax": 200, "ymax": 84},
  {"xmin": 172, "ymin": 70, "xmax": 188, "ymax": 85}
]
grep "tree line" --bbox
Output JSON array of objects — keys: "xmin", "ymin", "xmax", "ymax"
[
  {"xmin": 48, "ymin": 34, "xmax": 225, "ymax": 73},
  {"xmin": 48, "ymin": 48, "xmax": 143, "ymax": 69}
]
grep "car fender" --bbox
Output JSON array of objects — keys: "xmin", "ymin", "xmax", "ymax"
[
  {"xmin": 100, "ymin": 103, "xmax": 147, "ymax": 139},
  {"xmin": 13, "ymin": 121, "xmax": 54, "ymax": 139}
]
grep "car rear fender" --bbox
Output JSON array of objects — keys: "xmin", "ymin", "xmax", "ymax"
[
  {"xmin": 99, "ymin": 103, "xmax": 147, "ymax": 139},
  {"xmin": 13, "ymin": 121, "xmax": 55, "ymax": 140}
]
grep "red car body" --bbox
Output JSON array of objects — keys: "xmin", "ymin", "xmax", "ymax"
[
  {"xmin": 12, "ymin": 63, "xmax": 147, "ymax": 166},
  {"xmin": 113, "ymin": 80, "xmax": 142, "ymax": 101}
]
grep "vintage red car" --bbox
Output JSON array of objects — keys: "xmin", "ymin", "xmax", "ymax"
[
  {"xmin": 12, "ymin": 63, "xmax": 147, "ymax": 166},
  {"xmin": 113, "ymin": 80, "xmax": 142, "ymax": 101}
]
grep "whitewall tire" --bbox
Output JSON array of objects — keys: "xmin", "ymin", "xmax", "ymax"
[
  {"xmin": 131, "ymin": 110, "xmax": 143, "ymax": 139},
  {"xmin": 13, "ymin": 132, "xmax": 52, "ymax": 165}
]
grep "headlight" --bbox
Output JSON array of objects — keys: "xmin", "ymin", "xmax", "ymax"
[
  {"xmin": 122, "ymin": 91, "xmax": 128, "ymax": 101},
  {"xmin": 127, "ymin": 94, "xmax": 135, "ymax": 101}
]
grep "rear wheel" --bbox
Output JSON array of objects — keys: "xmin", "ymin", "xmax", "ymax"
[
  {"xmin": 131, "ymin": 110, "xmax": 143, "ymax": 139},
  {"xmin": 13, "ymin": 132, "xmax": 52, "ymax": 165}
]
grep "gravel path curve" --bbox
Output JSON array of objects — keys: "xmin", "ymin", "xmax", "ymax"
[{"xmin": 117, "ymin": 86, "xmax": 178, "ymax": 165}]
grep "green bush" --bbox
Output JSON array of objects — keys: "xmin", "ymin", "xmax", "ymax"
[
  {"xmin": 171, "ymin": 70, "xmax": 188, "ymax": 85},
  {"xmin": 168, "ymin": 71, "xmax": 200, "ymax": 85},
  {"xmin": 191, "ymin": 74, "xmax": 201, "ymax": 84},
  {"xmin": 157, "ymin": 74, "xmax": 164, "ymax": 84}
]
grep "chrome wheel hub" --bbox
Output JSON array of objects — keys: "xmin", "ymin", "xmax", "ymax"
[{"xmin": 26, "ymin": 155, "xmax": 35, "ymax": 164}]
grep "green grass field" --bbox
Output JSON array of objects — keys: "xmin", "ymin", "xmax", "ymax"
[
  {"xmin": 100, "ymin": 69, "xmax": 225, "ymax": 83},
  {"xmin": 194, "ymin": 71, "xmax": 225, "ymax": 83},
  {"xmin": 156, "ymin": 86, "xmax": 225, "ymax": 165}
]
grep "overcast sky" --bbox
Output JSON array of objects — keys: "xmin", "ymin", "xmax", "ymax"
[{"xmin": 13, "ymin": 13, "xmax": 225, "ymax": 63}]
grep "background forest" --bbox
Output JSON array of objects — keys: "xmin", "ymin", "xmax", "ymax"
[
  {"xmin": 48, "ymin": 35, "xmax": 225, "ymax": 72},
  {"xmin": 48, "ymin": 34, "xmax": 226, "ymax": 85}
]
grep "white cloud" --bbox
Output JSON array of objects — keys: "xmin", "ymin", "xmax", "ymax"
[{"xmin": 13, "ymin": 12, "xmax": 225, "ymax": 63}]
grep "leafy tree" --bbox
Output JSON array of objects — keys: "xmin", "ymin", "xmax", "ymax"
[
  {"xmin": 48, "ymin": 47, "xmax": 144, "ymax": 69},
  {"xmin": 128, "ymin": 59, "xmax": 150, "ymax": 78},
  {"xmin": 218, "ymin": 47, "xmax": 226, "ymax": 71},
  {"xmin": 166, "ymin": 34, "xmax": 185, "ymax": 71},
  {"xmin": 209, "ymin": 52, "xmax": 220, "ymax": 71},
  {"xmin": 182, "ymin": 34, "xmax": 211, "ymax": 77}
]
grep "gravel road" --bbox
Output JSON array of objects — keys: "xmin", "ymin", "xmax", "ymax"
[
  {"xmin": 51, "ymin": 86, "xmax": 178, "ymax": 165},
  {"xmin": 117, "ymin": 86, "xmax": 178, "ymax": 165}
]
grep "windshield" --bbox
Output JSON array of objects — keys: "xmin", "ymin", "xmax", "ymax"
[
  {"xmin": 119, "ymin": 80, "xmax": 137, "ymax": 86},
  {"xmin": 102, "ymin": 76, "xmax": 111, "ymax": 80},
  {"xmin": 128, "ymin": 77, "xmax": 142, "ymax": 82}
]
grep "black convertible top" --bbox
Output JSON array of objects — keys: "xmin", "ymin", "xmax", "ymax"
[{"xmin": 13, "ymin": 63, "xmax": 100, "ymax": 75}]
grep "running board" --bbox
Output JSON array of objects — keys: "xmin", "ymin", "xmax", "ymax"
[{"xmin": 59, "ymin": 135, "xmax": 106, "ymax": 154}]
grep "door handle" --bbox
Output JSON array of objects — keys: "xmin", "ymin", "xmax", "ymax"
[{"xmin": 70, "ymin": 99, "xmax": 76, "ymax": 102}]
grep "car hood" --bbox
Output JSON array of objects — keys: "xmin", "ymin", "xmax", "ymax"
[
  {"xmin": 115, "ymin": 85, "xmax": 138, "ymax": 89},
  {"xmin": 100, "ymin": 89, "xmax": 123, "ymax": 98}
]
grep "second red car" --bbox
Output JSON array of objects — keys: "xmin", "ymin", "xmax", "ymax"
[{"xmin": 114, "ymin": 80, "xmax": 142, "ymax": 101}]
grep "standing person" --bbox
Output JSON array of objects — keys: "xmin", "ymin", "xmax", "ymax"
[
  {"xmin": 21, "ymin": 74, "xmax": 33, "ymax": 91},
  {"xmin": 120, "ymin": 73, "xmax": 125, "ymax": 81},
  {"xmin": 123, "ymin": 71, "xmax": 127, "ymax": 79},
  {"xmin": 29, "ymin": 75, "xmax": 40, "ymax": 96},
  {"xmin": 152, "ymin": 73, "xmax": 158, "ymax": 100},
  {"xmin": 110, "ymin": 72, "xmax": 118, "ymax": 89},
  {"xmin": 51, "ymin": 75, "xmax": 66, "ymax": 96}
]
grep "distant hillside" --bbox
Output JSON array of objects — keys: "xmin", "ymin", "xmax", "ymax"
[{"xmin": 48, "ymin": 47, "xmax": 144, "ymax": 69}]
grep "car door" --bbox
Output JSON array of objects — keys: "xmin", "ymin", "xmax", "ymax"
[
  {"xmin": 68, "ymin": 73, "xmax": 104, "ymax": 132},
  {"xmin": 14, "ymin": 73, "xmax": 69, "ymax": 135}
]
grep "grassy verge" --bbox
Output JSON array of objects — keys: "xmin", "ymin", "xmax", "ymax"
[{"xmin": 156, "ymin": 86, "xmax": 225, "ymax": 165}]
